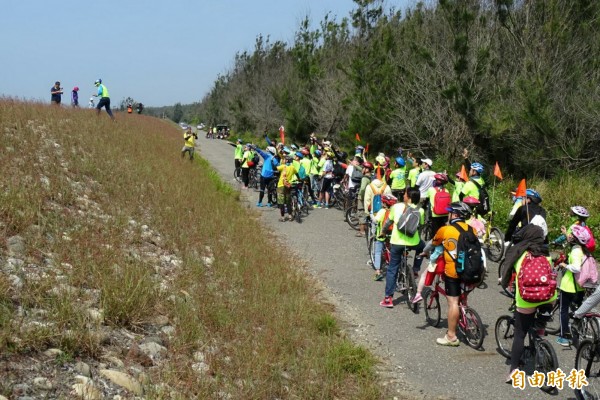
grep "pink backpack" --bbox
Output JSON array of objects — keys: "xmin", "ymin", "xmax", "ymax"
[
  {"xmin": 517, "ymin": 252, "xmax": 557, "ymax": 302},
  {"xmin": 584, "ymin": 226, "xmax": 596, "ymax": 253},
  {"xmin": 576, "ymin": 255, "xmax": 599, "ymax": 287}
]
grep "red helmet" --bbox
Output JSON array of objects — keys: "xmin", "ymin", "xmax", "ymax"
[
  {"xmin": 434, "ymin": 173, "xmax": 448, "ymax": 184},
  {"xmin": 73, "ymin": 86, "xmax": 79, "ymax": 91},
  {"xmin": 362, "ymin": 161, "xmax": 374, "ymax": 170},
  {"xmin": 382, "ymin": 194, "xmax": 398, "ymax": 206},
  {"xmin": 301, "ymin": 148, "xmax": 310, "ymax": 156}
]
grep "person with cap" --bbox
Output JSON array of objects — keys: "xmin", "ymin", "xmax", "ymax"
[
  {"xmin": 318, "ymin": 151, "xmax": 335, "ymax": 208},
  {"xmin": 415, "ymin": 157, "xmax": 435, "ymax": 201},
  {"xmin": 51, "ymin": 81, "xmax": 63, "ymax": 105},
  {"xmin": 71, "ymin": 87, "xmax": 79, "ymax": 107},
  {"xmin": 92, "ymin": 79, "xmax": 115, "ymax": 120},
  {"xmin": 252, "ymin": 144, "xmax": 279, "ymax": 207}
]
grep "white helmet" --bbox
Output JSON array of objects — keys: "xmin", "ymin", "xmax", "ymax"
[{"xmin": 266, "ymin": 146, "xmax": 277, "ymax": 155}]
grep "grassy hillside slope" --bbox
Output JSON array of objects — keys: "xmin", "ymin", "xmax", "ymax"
[{"xmin": 0, "ymin": 101, "xmax": 381, "ymax": 399}]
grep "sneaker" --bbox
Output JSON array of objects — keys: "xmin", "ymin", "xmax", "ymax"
[
  {"xmin": 436, "ymin": 334, "xmax": 460, "ymax": 347},
  {"xmin": 556, "ymin": 337, "xmax": 570, "ymax": 347},
  {"xmin": 379, "ymin": 296, "xmax": 394, "ymax": 308},
  {"xmin": 279, "ymin": 217, "xmax": 286, "ymax": 222},
  {"xmin": 374, "ymin": 273, "xmax": 384, "ymax": 281},
  {"xmin": 411, "ymin": 293, "xmax": 423, "ymax": 304},
  {"xmin": 313, "ymin": 203, "xmax": 322, "ymax": 209},
  {"xmin": 256, "ymin": 202, "xmax": 263, "ymax": 207}
]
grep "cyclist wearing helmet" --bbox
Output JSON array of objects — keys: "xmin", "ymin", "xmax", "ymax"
[
  {"xmin": 371, "ymin": 194, "xmax": 397, "ymax": 281},
  {"xmin": 427, "ymin": 173, "xmax": 451, "ymax": 236},
  {"xmin": 459, "ymin": 162, "xmax": 485, "ymax": 201},
  {"xmin": 379, "ymin": 187, "xmax": 425, "ymax": 308},
  {"xmin": 505, "ymin": 188, "xmax": 547, "ymax": 243},
  {"xmin": 462, "ymin": 196, "xmax": 485, "ymax": 237},
  {"xmin": 252, "ymin": 145, "xmax": 280, "ymax": 207},
  {"xmin": 355, "ymin": 145, "xmax": 365, "ymax": 158},
  {"xmin": 71, "ymin": 86, "xmax": 79, "ymax": 107},
  {"xmin": 276, "ymin": 155, "xmax": 298, "ymax": 221},
  {"xmin": 553, "ymin": 206, "xmax": 595, "ymax": 252},
  {"xmin": 234, "ymin": 139, "xmax": 244, "ymax": 170},
  {"xmin": 390, "ymin": 156, "xmax": 407, "ymax": 199},
  {"xmin": 555, "ymin": 224, "xmax": 591, "ymax": 346},
  {"xmin": 431, "ymin": 201, "xmax": 478, "ymax": 346},
  {"xmin": 308, "ymin": 149, "xmax": 322, "ymax": 207},
  {"xmin": 93, "ymin": 79, "xmax": 114, "ymax": 120}
]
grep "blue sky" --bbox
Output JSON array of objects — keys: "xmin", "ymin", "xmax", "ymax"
[{"xmin": 3, "ymin": 0, "xmax": 411, "ymax": 107}]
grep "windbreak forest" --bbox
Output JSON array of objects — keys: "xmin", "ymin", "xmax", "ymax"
[{"xmin": 195, "ymin": 0, "xmax": 600, "ymax": 177}]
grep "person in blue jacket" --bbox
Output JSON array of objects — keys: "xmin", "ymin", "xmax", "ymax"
[{"xmin": 252, "ymin": 145, "xmax": 280, "ymax": 207}]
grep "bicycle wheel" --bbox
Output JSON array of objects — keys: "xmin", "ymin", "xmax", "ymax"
[
  {"xmin": 535, "ymin": 340, "xmax": 559, "ymax": 393},
  {"xmin": 494, "ymin": 315, "xmax": 514, "ymax": 358},
  {"xmin": 292, "ymin": 196, "xmax": 302, "ymax": 223},
  {"xmin": 575, "ymin": 340, "xmax": 600, "ymax": 400},
  {"xmin": 420, "ymin": 222, "xmax": 433, "ymax": 242},
  {"xmin": 544, "ymin": 302, "xmax": 561, "ymax": 335},
  {"xmin": 460, "ymin": 306, "xmax": 485, "ymax": 349},
  {"xmin": 573, "ymin": 317, "xmax": 600, "ymax": 349},
  {"xmin": 405, "ymin": 263, "xmax": 418, "ymax": 313},
  {"xmin": 345, "ymin": 205, "xmax": 360, "ymax": 230},
  {"xmin": 486, "ymin": 227, "xmax": 505, "ymax": 262},
  {"xmin": 424, "ymin": 289, "xmax": 441, "ymax": 327}
]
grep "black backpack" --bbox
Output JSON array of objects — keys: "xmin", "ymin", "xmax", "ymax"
[
  {"xmin": 472, "ymin": 180, "xmax": 490, "ymax": 216},
  {"xmin": 446, "ymin": 223, "xmax": 484, "ymax": 284},
  {"xmin": 333, "ymin": 162, "xmax": 345, "ymax": 179},
  {"xmin": 252, "ymin": 152, "xmax": 260, "ymax": 166}
]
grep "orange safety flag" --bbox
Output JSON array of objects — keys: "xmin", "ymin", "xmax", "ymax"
[
  {"xmin": 279, "ymin": 125, "xmax": 285, "ymax": 145},
  {"xmin": 355, "ymin": 133, "xmax": 361, "ymax": 142},
  {"xmin": 493, "ymin": 162, "xmax": 503, "ymax": 180},
  {"xmin": 515, "ymin": 179, "xmax": 527, "ymax": 197},
  {"xmin": 459, "ymin": 165, "xmax": 469, "ymax": 182},
  {"xmin": 365, "ymin": 143, "xmax": 369, "ymax": 154}
]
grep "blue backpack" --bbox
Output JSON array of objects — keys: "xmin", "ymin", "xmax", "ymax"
[{"xmin": 370, "ymin": 183, "xmax": 386, "ymax": 213}]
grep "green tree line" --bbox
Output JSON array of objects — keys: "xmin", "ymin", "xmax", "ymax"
[{"xmin": 189, "ymin": 0, "xmax": 600, "ymax": 177}]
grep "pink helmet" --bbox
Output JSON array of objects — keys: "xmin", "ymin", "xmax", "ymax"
[
  {"xmin": 73, "ymin": 86, "xmax": 79, "ymax": 91},
  {"xmin": 571, "ymin": 225, "xmax": 591, "ymax": 245},
  {"xmin": 571, "ymin": 206, "xmax": 590, "ymax": 218}
]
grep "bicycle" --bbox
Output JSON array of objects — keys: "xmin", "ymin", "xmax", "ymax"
[
  {"xmin": 419, "ymin": 205, "xmax": 433, "ymax": 241},
  {"xmin": 290, "ymin": 184, "xmax": 303, "ymax": 223},
  {"xmin": 479, "ymin": 212, "xmax": 505, "ymax": 262},
  {"xmin": 248, "ymin": 165, "xmax": 261, "ymax": 189},
  {"xmin": 233, "ymin": 167, "xmax": 242, "ymax": 183},
  {"xmin": 369, "ymin": 236, "xmax": 391, "ymax": 274},
  {"xmin": 300, "ymin": 181, "xmax": 311, "ymax": 216},
  {"xmin": 574, "ymin": 318, "xmax": 600, "ymax": 400},
  {"xmin": 395, "ymin": 247, "xmax": 418, "ymax": 313},
  {"xmin": 424, "ymin": 275, "xmax": 485, "ymax": 349},
  {"xmin": 494, "ymin": 301, "xmax": 559, "ymax": 393}
]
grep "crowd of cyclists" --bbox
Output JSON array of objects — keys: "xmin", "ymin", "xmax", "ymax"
[{"xmin": 228, "ymin": 133, "xmax": 598, "ymax": 394}]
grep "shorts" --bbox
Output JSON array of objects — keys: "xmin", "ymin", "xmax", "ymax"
[
  {"xmin": 182, "ymin": 145, "xmax": 194, "ymax": 155},
  {"xmin": 444, "ymin": 275, "xmax": 462, "ymax": 297},
  {"xmin": 320, "ymin": 177, "xmax": 334, "ymax": 193},
  {"xmin": 277, "ymin": 186, "xmax": 291, "ymax": 205}
]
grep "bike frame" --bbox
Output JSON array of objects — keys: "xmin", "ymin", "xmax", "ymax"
[{"xmin": 430, "ymin": 275, "xmax": 473, "ymax": 328}]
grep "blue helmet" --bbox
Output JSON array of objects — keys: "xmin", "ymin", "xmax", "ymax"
[
  {"xmin": 395, "ymin": 156, "xmax": 405, "ymax": 167},
  {"xmin": 526, "ymin": 188, "xmax": 542, "ymax": 202},
  {"xmin": 314, "ymin": 149, "xmax": 322, "ymax": 157},
  {"xmin": 295, "ymin": 151, "xmax": 304, "ymax": 158},
  {"xmin": 471, "ymin": 162, "xmax": 484, "ymax": 174}
]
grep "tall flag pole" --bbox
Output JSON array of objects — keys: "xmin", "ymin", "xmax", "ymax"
[
  {"xmin": 491, "ymin": 162, "xmax": 503, "ymax": 225},
  {"xmin": 279, "ymin": 125, "xmax": 285, "ymax": 145}
]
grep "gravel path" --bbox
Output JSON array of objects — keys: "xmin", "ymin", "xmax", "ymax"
[{"xmin": 196, "ymin": 134, "xmax": 575, "ymax": 400}]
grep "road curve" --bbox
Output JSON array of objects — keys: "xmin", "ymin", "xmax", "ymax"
[{"xmin": 197, "ymin": 134, "xmax": 573, "ymax": 400}]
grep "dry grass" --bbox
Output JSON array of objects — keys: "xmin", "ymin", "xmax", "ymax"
[{"xmin": 0, "ymin": 99, "xmax": 381, "ymax": 398}]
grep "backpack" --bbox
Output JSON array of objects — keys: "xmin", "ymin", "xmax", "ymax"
[
  {"xmin": 333, "ymin": 162, "xmax": 345, "ymax": 179},
  {"xmin": 584, "ymin": 226, "xmax": 596, "ymax": 253},
  {"xmin": 446, "ymin": 223, "xmax": 485, "ymax": 284},
  {"xmin": 517, "ymin": 252, "xmax": 557, "ymax": 302},
  {"xmin": 297, "ymin": 164, "xmax": 307, "ymax": 180},
  {"xmin": 396, "ymin": 204, "xmax": 421, "ymax": 236},
  {"xmin": 252, "ymin": 152, "xmax": 260, "ymax": 166},
  {"xmin": 432, "ymin": 188, "xmax": 451, "ymax": 215},
  {"xmin": 370, "ymin": 183, "xmax": 386, "ymax": 213},
  {"xmin": 471, "ymin": 180, "xmax": 490, "ymax": 216},
  {"xmin": 350, "ymin": 166, "xmax": 363, "ymax": 184},
  {"xmin": 575, "ymin": 255, "xmax": 599, "ymax": 287}
]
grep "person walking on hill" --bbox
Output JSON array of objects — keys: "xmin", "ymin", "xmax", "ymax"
[
  {"xmin": 92, "ymin": 79, "xmax": 115, "ymax": 120},
  {"xmin": 181, "ymin": 127, "xmax": 197, "ymax": 161},
  {"xmin": 51, "ymin": 81, "xmax": 63, "ymax": 105},
  {"xmin": 71, "ymin": 87, "xmax": 79, "ymax": 107}
]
